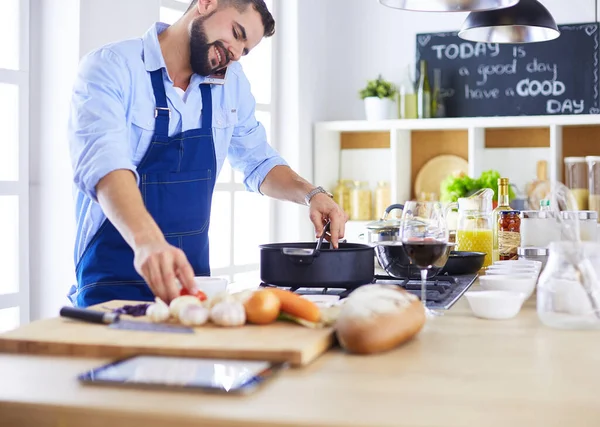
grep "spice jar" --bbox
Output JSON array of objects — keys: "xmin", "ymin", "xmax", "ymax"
[
  {"xmin": 350, "ymin": 181, "xmax": 372, "ymax": 221},
  {"xmin": 332, "ymin": 180, "xmax": 351, "ymax": 214},
  {"xmin": 587, "ymin": 156, "xmax": 600, "ymax": 222},
  {"xmin": 374, "ymin": 181, "xmax": 390, "ymax": 220},
  {"xmin": 564, "ymin": 157, "xmax": 589, "ymax": 210},
  {"xmin": 498, "ymin": 210, "xmax": 521, "ymax": 260}
]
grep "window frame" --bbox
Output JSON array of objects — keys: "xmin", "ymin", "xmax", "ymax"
[{"xmin": 0, "ymin": 0, "xmax": 30, "ymax": 327}]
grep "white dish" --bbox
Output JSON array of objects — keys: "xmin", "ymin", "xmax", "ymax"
[
  {"xmin": 465, "ymin": 291, "xmax": 527, "ymax": 320},
  {"xmin": 479, "ymin": 274, "xmax": 537, "ymax": 298},
  {"xmin": 191, "ymin": 277, "xmax": 229, "ymax": 298},
  {"xmin": 484, "ymin": 270, "xmax": 538, "ymax": 278},
  {"xmin": 494, "ymin": 260, "xmax": 542, "ymax": 268}
]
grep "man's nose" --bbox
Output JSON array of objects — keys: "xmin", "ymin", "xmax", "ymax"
[{"xmin": 229, "ymin": 42, "xmax": 244, "ymax": 61}]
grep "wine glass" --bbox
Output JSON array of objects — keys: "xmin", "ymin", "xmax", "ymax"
[{"xmin": 400, "ymin": 201, "xmax": 449, "ymax": 317}]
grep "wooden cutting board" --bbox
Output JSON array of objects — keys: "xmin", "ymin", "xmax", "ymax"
[{"xmin": 0, "ymin": 300, "xmax": 335, "ymax": 366}]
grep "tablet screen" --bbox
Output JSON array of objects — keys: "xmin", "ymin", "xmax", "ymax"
[{"xmin": 79, "ymin": 355, "xmax": 282, "ymax": 393}]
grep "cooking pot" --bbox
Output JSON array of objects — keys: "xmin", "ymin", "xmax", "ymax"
[
  {"xmin": 366, "ymin": 203, "xmax": 454, "ymax": 279},
  {"xmin": 259, "ymin": 222, "xmax": 375, "ymax": 288}
]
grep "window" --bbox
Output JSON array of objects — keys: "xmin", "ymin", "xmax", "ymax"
[
  {"xmin": 160, "ymin": 0, "xmax": 277, "ymax": 284},
  {"xmin": 0, "ymin": 0, "xmax": 29, "ymax": 331}
]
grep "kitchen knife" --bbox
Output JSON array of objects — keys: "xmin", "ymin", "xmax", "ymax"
[{"xmin": 59, "ymin": 306, "xmax": 195, "ymax": 334}]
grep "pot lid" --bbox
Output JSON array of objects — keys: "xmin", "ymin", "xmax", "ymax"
[{"xmin": 366, "ymin": 217, "xmax": 404, "ymax": 231}]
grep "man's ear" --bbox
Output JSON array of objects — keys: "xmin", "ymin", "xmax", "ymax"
[{"xmin": 196, "ymin": 0, "xmax": 218, "ymax": 16}]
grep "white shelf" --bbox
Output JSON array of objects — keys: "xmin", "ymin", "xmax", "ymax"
[
  {"xmin": 313, "ymin": 114, "xmax": 600, "ymax": 225},
  {"xmin": 315, "ymin": 114, "xmax": 600, "ymax": 133}
]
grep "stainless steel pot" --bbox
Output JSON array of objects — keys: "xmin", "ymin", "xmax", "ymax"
[{"xmin": 365, "ymin": 203, "xmax": 454, "ymax": 279}]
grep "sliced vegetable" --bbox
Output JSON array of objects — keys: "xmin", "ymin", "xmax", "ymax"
[{"xmin": 179, "ymin": 287, "xmax": 207, "ymax": 302}]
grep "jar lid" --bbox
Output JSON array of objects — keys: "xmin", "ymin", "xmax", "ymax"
[
  {"xmin": 520, "ymin": 210, "xmax": 555, "ymax": 219},
  {"xmin": 586, "ymin": 156, "xmax": 600, "ymax": 162},
  {"xmin": 518, "ymin": 247, "xmax": 549, "ymax": 256},
  {"xmin": 564, "ymin": 157, "xmax": 587, "ymax": 163},
  {"xmin": 500, "ymin": 210, "xmax": 520, "ymax": 215},
  {"xmin": 560, "ymin": 210, "xmax": 599, "ymax": 221}
]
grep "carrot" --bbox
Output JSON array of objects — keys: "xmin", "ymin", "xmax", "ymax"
[{"xmin": 267, "ymin": 288, "xmax": 321, "ymax": 323}]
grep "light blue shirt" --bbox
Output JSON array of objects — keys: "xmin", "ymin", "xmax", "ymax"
[{"xmin": 68, "ymin": 23, "xmax": 287, "ymax": 264}]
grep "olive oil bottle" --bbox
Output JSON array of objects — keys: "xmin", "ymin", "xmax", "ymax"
[{"xmin": 417, "ymin": 60, "xmax": 431, "ymax": 119}]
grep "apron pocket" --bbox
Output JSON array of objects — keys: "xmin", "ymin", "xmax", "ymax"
[{"xmin": 142, "ymin": 169, "xmax": 213, "ymax": 235}]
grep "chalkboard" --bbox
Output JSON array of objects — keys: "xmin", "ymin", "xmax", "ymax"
[{"xmin": 415, "ymin": 23, "xmax": 600, "ymax": 117}]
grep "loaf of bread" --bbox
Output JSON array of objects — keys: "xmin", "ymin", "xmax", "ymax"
[{"xmin": 335, "ymin": 284, "xmax": 426, "ymax": 355}]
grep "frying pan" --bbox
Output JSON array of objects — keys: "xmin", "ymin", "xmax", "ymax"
[{"xmin": 439, "ymin": 251, "xmax": 486, "ymax": 276}]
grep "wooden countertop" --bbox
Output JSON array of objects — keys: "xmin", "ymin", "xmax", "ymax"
[{"xmin": 2, "ymin": 292, "xmax": 600, "ymax": 427}]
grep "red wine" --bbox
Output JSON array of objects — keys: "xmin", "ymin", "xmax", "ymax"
[{"xmin": 402, "ymin": 241, "xmax": 447, "ymax": 268}]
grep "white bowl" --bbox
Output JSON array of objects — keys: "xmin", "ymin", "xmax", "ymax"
[
  {"xmin": 191, "ymin": 277, "xmax": 229, "ymax": 298},
  {"xmin": 485, "ymin": 269, "xmax": 538, "ymax": 278},
  {"xmin": 494, "ymin": 260, "xmax": 542, "ymax": 269},
  {"xmin": 479, "ymin": 274, "xmax": 537, "ymax": 298},
  {"xmin": 465, "ymin": 291, "xmax": 527, "ymax": 320}
]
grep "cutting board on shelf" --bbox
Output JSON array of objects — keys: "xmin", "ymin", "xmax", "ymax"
[{"xmin": 0, "ymin": 300, "xmax": 335, "ymax": 367}]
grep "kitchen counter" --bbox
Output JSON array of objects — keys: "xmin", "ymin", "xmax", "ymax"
[{"xmin": 1, "ymin": 293, "xmax": 600, "ymax": 427}]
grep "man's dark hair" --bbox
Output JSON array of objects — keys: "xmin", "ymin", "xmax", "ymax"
[{"xmin": 186, "ymin": 0, "xmax": 275, "ymax": 37}]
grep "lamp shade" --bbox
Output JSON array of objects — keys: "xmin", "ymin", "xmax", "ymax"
[
  {"xmin": 458, "ymin": 0, "xmax": 560, "ymax": 43},
  {"xmin": 378, "ymin": 0, "xmax": 519, "ymax": 12}
]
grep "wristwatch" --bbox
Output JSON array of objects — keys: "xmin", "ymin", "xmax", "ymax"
[{"xmin": 305, "ymin": 186, "xmax": 333, "ymax": 206}]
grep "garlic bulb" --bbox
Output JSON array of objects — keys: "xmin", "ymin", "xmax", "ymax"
[
  {"xmin": 210, "ymin": 301, "xmax": 246, "ymax": 327},
  {"xmin": 169, "ymin": 296, "xmax": 203, "ymax": 320},
  {"xmin": 179, "ymin": 304, "xmax": 210, "ymax": 326},
  {"xmin": 146, "ymin": 297, "xmax": 170, "ymax": 323},
  {"xmin": 207, "ymin": 289, "xmax": 255, "ymax": 309}
]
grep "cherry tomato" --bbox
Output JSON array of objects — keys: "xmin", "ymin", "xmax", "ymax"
[{"xmin": 179, "ymin": 287, "xmax": 207, "ymax": 301}]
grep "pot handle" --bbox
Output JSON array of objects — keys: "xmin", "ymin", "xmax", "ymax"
[{"xmin": 383, "ymin": 203, "xmax": 405, "ymax": 219}]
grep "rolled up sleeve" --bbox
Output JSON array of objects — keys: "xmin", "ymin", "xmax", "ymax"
[
  {"xmin": 226, "ymin": 68, "xmax": 288, "ymax": 194},
  {"xmin": 68, "ymin": 48, "xmax": 138, "ymax": 202}
]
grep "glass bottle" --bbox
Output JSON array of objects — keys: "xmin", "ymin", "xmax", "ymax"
[
  {"xmin": 492, "ymin": 178, "xmax": 512, "ymax": 262},
  {"xmin": 398, "ymin": 64, "xmax": 417, "ymax": 119},
  {"xmin": 416, "ymin": 60, "xmax": 431, "ymax": 119},
  {"xmin": 564, "ymin": 157, "xmax": 589, "ymax": 210},
  {"xmin": 432, "ymin": 68, "xmax": 445, "ymax": 118}
]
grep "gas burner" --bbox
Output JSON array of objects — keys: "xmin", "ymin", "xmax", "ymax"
[{"xmin": 261, "ymin": 273, "xmax": 477, "ymax": 310}]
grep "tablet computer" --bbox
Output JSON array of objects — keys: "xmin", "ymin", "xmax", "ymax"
[{"xmin": 78, "ymin": 355, "xmax": 288, "ymax": 395}]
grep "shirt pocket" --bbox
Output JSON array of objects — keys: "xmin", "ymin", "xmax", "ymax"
[
  {"xmin": 130, "ymin": 110, "xmax": 156, "ymax": 163},
  {"xmin": 212, "ymin": 107, "xmax": 238, "ymax": 129}
]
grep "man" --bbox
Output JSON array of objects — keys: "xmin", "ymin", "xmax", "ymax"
[{"xmin": 67, "ymin": 0, "xmax": 347, "ymax": 308}]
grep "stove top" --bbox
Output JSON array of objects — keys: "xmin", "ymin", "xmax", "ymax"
[{"xmin": 260, "ymin": 273, "xmax": 477, "ymax": 310}]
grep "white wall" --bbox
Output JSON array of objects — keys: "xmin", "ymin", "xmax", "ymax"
[
  {"xmin": 29, "ymin": 0, "xmax": 159, "ymax": 321},
  {"xmin": 280, "ymin": 0, "xmax": 600, "ymax": 241}
]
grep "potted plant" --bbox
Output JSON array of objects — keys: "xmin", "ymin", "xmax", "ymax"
[{"xmin": 359, "ymin": 75, "xmax": 397, "ymax": 121}]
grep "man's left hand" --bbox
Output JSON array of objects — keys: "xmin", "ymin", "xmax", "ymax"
[{"xmin": 309, "ymin": 193, "xmax": 349, "ymax": 248}]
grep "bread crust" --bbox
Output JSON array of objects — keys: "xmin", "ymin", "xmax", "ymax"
[{"xmin": 335, "ymin": 288, "xmax": 426, "ymax": 355}]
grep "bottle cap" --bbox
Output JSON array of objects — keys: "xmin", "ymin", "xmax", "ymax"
[{"xmin": 498, "ymin": 178, "xmax": 509, "ymax": 186}]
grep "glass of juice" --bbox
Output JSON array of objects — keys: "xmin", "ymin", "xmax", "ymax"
[{"xmin": 400, "ymin": 201, "xmax": 449, "ymax": 318}]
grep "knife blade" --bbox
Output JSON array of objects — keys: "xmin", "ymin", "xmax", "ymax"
[{"xmin": 59, "ymin": 306, "xmax": 195, "ymax": 334}]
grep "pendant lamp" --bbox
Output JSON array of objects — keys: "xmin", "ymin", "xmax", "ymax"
[
  {"xmin": 378, "ymin": 0, "xmax": 519, "ymax": 13},
  {"xmin": 458, "ymin": 0, "xmax": 560, "ymax": 43}
]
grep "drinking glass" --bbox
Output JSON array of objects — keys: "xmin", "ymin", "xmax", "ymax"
[{"xmin": 400, "ymin": 201, "xmax": 449, "ymax": 317}]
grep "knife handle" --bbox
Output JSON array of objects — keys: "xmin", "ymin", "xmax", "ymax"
[{"xmin": 59, "ymin": 306, "xmax": 119, "ymax": 324}]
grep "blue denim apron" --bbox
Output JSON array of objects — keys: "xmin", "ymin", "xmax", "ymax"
[{"xmin": 69, "ymin": 69, "xmax": 216, "ymax": 307}]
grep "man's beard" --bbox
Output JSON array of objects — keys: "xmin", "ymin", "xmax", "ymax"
[{"xmin": 189, "ymin": 15, "xmax": 229, "ymax": 76}]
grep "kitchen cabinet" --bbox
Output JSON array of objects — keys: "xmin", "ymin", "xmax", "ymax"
[{"xmin": 314, "ymin": 115, "xmax": 600, "ymax": 238}]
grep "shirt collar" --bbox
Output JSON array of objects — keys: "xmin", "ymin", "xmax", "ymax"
[{"xmin": 142, "ymin": 22, "xmax": 208, "ymax": 85}]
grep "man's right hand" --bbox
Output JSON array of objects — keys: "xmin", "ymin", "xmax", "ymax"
[{"xmin": 133, "ymin": 239, "xmax": 196, "ymax": 304}]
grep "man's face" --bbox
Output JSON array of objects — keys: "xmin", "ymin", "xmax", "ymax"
[{"xmin": 189, "ymin": 4, "xmax": 264, "ymax": 76}]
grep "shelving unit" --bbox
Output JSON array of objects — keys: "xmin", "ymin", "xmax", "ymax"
[{"xmin": 314, "ymin": 114, "xmax": 600, "ymax": 211}]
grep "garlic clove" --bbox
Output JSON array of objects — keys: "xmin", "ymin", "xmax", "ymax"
[
  {"xmin": 146, "ymin": 297, "xmax": 170, "ymax": 323},
  {"xmin": 169, "ymin": 296, "xmax": 203, "ymax": 320},
  {"xmin": 210, "ymin": 301, "xmax": 246, "ymax": 327},
  {"xmin": 179, "ymin": 304, "xmax": 210, "ymax": 326}
]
